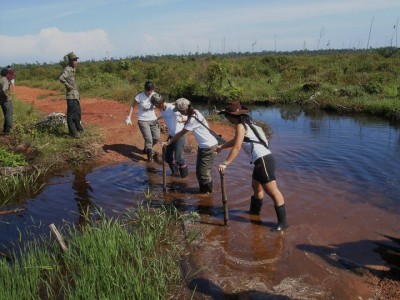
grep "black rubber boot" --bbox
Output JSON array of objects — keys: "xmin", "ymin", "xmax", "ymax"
[
  {"xmin": 179, "ymin": 165, "xmax": 188, "ymax": 178},
  {"xmin": 272, "ymin": 204, "xmax": 288, "ymax": 231},
  {"xmin": 248, "ymin": 196, "xmax": 263, "ymax": 215},
  {"xmin": 199, "ymin": 181, "xmax": 212, "ymax": 194},
  {"xmin": 168, "ymin": 162, "xmax": 179, "ymax": 175},
  {"xmin": 205, "ymin": 180, "xmax": 213, "ymax": 193},
  {"xmin": 146, "ymin": 148, "xmax": 153, "ymax": 162},
  {"xmin": 199, "ymin": 183, "xmax": 208, "ymax": 193}
]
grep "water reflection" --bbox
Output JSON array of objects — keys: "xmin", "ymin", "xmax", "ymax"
[
  {"xmin": 72, "ymin": 169, "xmax": 94, "ymax": 225},
  {"xmin": 1, "ymin": 104, "xmax": 400, "ymax": 297}
]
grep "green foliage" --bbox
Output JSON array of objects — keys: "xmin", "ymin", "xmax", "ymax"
[
  {"xmin": 0, "ymin": 97, "xmax": 102, "ymax": 207},
  {"xmin": 13, "ymin": 48, "xmax": 400, "ymax": 120},
  {"xmin": 0, "ymin": 148, "xmax": 28, "ymax": 167},
  {"xmin": 376, "ymin": 46, "xmax": 399, "ymax": 58},
  {"xmin": 0, "ymin": 206, "xmax": 186, "ymax": 299},
  {"xmin": 0, "ymin": 169, "xmax": 47, "ymax": 207}
]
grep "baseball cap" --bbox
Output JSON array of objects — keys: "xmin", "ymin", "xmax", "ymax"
[
  {"xmin": 173, "ymin": 98, "xmax": 191, "ymax": 112},
  {"xmin": 150, "ymin": 93, "xmax": 163, "ymax": 106},
  {"xmin": 68, "ymin": 53, "xmax": 79, "ymax": 61}
]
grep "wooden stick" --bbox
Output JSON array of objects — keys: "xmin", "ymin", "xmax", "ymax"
[
  {"xmin": 162, "ymin": 145, "xmax": 166, "ymax": 191},
  {"xmin": 220, "ymin": 170, "xmax": 229, "ymax": 226},
  {"xmin": 49, "ymin": 223, "xmax": 68, "ymax": 253},
  {"xmin": 0, "ymin": 208, "xmax": 25, "ymax": 215}
]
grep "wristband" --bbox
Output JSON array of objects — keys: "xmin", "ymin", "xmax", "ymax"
[{"xmin": 222, "ymin": 161, "xmax": 229, "ymax": 166}]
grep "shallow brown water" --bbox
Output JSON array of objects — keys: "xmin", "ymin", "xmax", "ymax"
[{"xmin": 1, "ymin": 106, "xmax": 399, "ymax": 298}]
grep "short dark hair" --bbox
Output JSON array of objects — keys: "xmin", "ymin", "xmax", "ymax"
[
  {"xmin": 1, "ymin": 69, "xmax": 8, "ymax": 77},
  {"xmin": 144, "ymin": 81, "xmax": 154, "ymax": 91}
]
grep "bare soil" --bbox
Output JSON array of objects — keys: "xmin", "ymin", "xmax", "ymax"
[{"xmin": 12, "ymin": 86, "xmax": 234, "ymax": 165}]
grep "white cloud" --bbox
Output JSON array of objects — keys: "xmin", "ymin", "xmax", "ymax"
[{"xmin": 0, "ymin": 27, "xmax": 114, "ymax": 65}]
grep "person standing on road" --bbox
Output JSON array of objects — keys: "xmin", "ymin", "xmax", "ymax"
[
  {"xmin": 126, "ymin": 81, "xmax": 160, "ymax": 162},
  {"xmin": 216, "ymin": 102, "xmax": 288, "ymax": 231},
  {"xmin": 6, "ymin": 65, "xmax": 16, "ymax": 92},
  {"xmin": 151, "ymin": 93, "xmax": 188, "ymax": 178},
  {"xmin": 0, "ymin": 68, "xmax": 13, "ymax": 134},
  {"xmin": 163, "ymin": 98, "xmax": 218, "ymax": 193},
  {"xmin": 59, "ymin": 53, "xmax": 83, "ymax": 139}
]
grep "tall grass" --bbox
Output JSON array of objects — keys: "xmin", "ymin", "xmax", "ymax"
[
  {"xmin": 0, "ymin": 168, "xmax": 47, "ymax": 206},
  {"xmin": 15, "ymin": 48, "xmax": 400, "ymax": 121},
  {"xmin": 0, "ymin": 205, "xmax": 187, "ymax": 299}
]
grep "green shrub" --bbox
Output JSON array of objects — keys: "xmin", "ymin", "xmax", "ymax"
[{"xmin": 0, "ymin": 148, "xmax": 28, "ymax": 167}]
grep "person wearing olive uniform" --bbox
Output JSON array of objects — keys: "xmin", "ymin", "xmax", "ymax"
[{"xmin": 59, "ymin": 53, "xmax": 83, "ymax": 139}]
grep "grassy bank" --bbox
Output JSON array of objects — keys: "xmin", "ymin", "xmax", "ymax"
[
  {"xmin": 0, "ymin": 97, "xmax": 101, "ymax": 207},
  {"xmin": 15, "ymin": 48, "xmax": 400, "ymax": 121},
  {"xmin": 0, "ymin": 205, "xmax": 194, "ymax": 299}
]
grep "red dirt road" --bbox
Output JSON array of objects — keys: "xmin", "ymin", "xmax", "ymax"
[{"xmin": 13, "ymin": 86, "xmax": 233, "ymax": 164}]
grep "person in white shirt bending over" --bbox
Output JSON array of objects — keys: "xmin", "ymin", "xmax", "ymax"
[
  {"xmin": 151, "ymin": 93, "xmax": 188, "ymax": 178},
  {"xmin": 163, "ymin": 98, "xmax": 218, "ymax": 193}
]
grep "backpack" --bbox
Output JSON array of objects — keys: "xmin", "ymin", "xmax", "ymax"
[{"xmin": 244, "ymin": 123, "xmax": 269, "ymax": 149}]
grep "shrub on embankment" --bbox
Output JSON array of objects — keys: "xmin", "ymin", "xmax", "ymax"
[{"xmin": 13, "ymin": 47, "xmax": 400, "ymax": 121}]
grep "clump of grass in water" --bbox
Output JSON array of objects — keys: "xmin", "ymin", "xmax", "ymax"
[
  {"xmin": 0, "ymin": 205, "xmax": 187, "ymax": 299},
  {"xmin": 0, "ymin": 168, "xmax": 47, "ymax": 207}
]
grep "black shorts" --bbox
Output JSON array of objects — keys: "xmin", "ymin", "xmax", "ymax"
[{"xmin": 252, "ymin": 154, "xmax": 276, "ymax": 184}]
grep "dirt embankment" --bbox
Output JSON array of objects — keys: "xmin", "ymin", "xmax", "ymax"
[{"xmin": 12, "ymin": 86, "xmax": 234, "ymax": 164}]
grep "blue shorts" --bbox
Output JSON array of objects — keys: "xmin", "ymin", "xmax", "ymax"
[{"xmin": 252, "ymin": 154, "xmax": 276, "ymax": 184}]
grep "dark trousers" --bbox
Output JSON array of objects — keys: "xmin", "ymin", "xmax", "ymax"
[
  {"xmin": 196, "ymin": 146, "xmax": 216, "ymax": 186},
  {"xmin": 1, "ymin": 100, "xmax": 13, "ymax": 133},
  {"xmin": 165, "ymin": 134, "xmax": 186, "ymax": 166},
  {"xmin": 67, "ymin": 99, "xmax": 83, "ymax": 136}
]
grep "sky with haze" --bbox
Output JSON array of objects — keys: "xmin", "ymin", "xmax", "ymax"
[{"xmin": 0, "ymin": 0, "xmax": 399, "ymax": 66}]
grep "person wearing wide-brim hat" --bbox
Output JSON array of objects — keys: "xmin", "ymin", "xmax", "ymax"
[
  {"xmin": 217, "ymin": 102, "xmax": 288, "ymax": 231},
  {"xmin": 59, "ymin": 52, "xmax": 83, "ymax": 139}
]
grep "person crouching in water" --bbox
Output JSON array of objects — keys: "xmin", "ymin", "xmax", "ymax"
[
  {"xmin": 163, "ymin": 98, "xmax": 218, "ymax": 193},
  {"xmin": 151, "ymin": 93, "xmax": 188, "ymax": 178},
  {"xmin": 217, "ymin": 102, "xmax": 288, "ymax": 231}
]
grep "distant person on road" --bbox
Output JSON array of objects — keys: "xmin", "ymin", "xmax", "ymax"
[
  {"xmin": 6, "ymin": 65, "xmax": 16, "ymax": 92},
  {"xmin": 216, "ymin": 102, "xmax": 288, "ymax": 231},
  {"xmin": 59, "ymin": 52, "xmax": 83, "ymax": 139},
  {"xmin": 151, "ymin": 93, "xmax": 188, "ymax": 178},
  {"xmin": 126, "ymin": 81, "xmax": 160, "ymax": 162},
  {"xmin": 163, "ymin": 98, "xmax": 218, "ymax": 193},
  {"xmin": 0, "ymin": 68, "xmax": 13, "ymax": 134}
]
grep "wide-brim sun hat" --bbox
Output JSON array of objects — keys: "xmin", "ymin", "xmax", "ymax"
[
  {"xmin": 218, "ymin": 101, "xmax": 249, "ymax": 115},
  {"xmin": 173, "ymin": 98, "xmax": 191, "ymax": 112}
]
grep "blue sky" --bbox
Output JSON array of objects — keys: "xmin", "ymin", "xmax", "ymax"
[{"xmin": 0, "ymin": 0, "xmax": 399, "ymax": 66}]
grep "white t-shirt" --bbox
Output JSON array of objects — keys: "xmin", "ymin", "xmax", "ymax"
[
  {"xmin": 242, "ymin": 124, "xmax": 271, "ymax": 163},
  {"xmin": 184, "ymin": 110, "xmax": 218, "ymax": 148},
  {"xmin": 160, "ymin": 103, "xmax": 184, "ymax": 136},
  {"xmin": 135, "ymin": 92, "xmax": 157, "ymax": 121}
]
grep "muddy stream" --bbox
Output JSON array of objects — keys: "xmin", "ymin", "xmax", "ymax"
[{"xmin": 1, "ymin": 105, "xmax": 399, "ymax": 299}]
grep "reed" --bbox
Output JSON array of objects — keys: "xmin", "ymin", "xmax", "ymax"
[
  {"xmin": 0, "ymin": 205, "xmax": 186, "ymax": 299},
  {"xmin": 0, "ymin": 168, "xmax": 47, "ymax": 206}
]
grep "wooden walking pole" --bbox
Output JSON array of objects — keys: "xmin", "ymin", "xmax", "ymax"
[
  {"xmin": 162, "ymin": 144, "xmax": 167, "ymax": 191},
  {"xmin": 49, "ymin": 223, "xmax": 68, "ymax": 253},
  {"xmin": 220, "ymin": 170, "xmax": 229, "ymax": 226}
]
